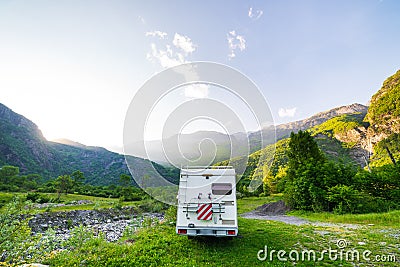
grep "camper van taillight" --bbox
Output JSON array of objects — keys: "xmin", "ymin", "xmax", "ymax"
[
  {"xmin": 177, "ymin": 229, "xmax": 187, "ymax": 235},
  {"xmin": 227, "ymin": 230, "xmax": 235, "ymax": 235}
]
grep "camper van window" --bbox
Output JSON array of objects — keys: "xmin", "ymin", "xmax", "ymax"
[{"xmin": 212, "ymin": 183, "xmax": 232, "ymax": 195}]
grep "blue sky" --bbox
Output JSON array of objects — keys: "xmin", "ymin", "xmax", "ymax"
[{"xmin": 0, "ymin": 0, "xmax": 399, "ymax": 151}]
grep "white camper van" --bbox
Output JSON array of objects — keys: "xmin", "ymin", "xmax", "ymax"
[{"xmin": 176, "ymin": 166, "xmax": 238, "ymax": 237}]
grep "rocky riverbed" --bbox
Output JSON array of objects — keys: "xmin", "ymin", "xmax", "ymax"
[{"xmin": 28, "ymin": 207, "xmax": 164, "ymax": 242}]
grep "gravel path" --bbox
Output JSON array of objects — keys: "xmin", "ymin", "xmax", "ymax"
[
  {"xmin": 241, "ymin": 210, "xmax": 361, "ymax": 230},
  {"xmin": 241, "ymin": 211, "xmax": 309, "ymax": 226}
]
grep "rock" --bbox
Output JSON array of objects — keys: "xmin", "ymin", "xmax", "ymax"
[
  {"xmin": 255, "ymin": 200, "xmax": 291, "ymax": 215},
  {"xmin": 28, "ymin": 207, "xmax": 164, "ymax": 243}
]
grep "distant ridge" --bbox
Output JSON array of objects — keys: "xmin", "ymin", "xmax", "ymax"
[
  {"xmin": 0, "ymin": 102, "xmax": 173, "ymax": 185},
  {"xmin": 276, "ymin": 103, "xmax": 368, "ymax": 131},
  {"xmin": 126, "ymin": 103, "xmax": 369, "ymax": 165},
  {"xmin": 52, "ymin": 138, "xmax": 107, "ymax": 152}
]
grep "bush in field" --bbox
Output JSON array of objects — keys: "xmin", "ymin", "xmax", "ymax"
[
  {"xmin": 0, "ymin": 196, "xmax": 35, "ymax": 263},
  {"xmin": 163, "ymin": 205, "xmax": 177, "ymax": 224},
  {"xmin": 354, "ymin": 164, "xmax": 400, "ymax": 203},
  {"xmin": 327, "ymin": 185, "xmax": 361, "ymax": 214},
  {"xmin": 26, "ymin": 192, "xmax": 51, "ymax": 204}
]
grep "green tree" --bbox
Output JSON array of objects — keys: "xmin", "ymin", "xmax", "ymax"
[
  {"xmin": 55, "ymin": 175, "xmax": 73, "ymax": 199},
  {"xmin": 0, "ymin": 165, "xmax": 19, "ymax": 184},
  {"xmin": 71, "ymin": 170, "xmax": 85, "ymax": 191},
  {"xmin": 284, "ymin": 131, "xmax": 361, "ymax": 212},
  {"xmin": 354, "ymin": 164, "xmax": 400, "ymax": 202},
  {"xmin": 119, "ymin": 174, "xmax": 131, "ymax": 187},
  {"xmin": 287, "ymin": 130, "xmax": 325, "ymax": 169},
  {"xmin": 264, "ymin": 165, "xmax": 288, "ymax": 194},
  {"xmin": 327, "ymin": 185, "xmax": 361, "ymax": 214},
  {"xmin": 120, "ymin": 174, "xmax": 131, "ymax": 200},
  {"xmin": 284, "ymin": 131, "xmax": 327, "ymax": 211}
]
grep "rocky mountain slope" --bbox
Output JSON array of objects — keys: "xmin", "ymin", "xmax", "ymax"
[
  {"xmin": 225, "ymin": 69, "xmax": 400, "ymax": 192},
  {"xmin": 364, "ymin": 70, "xmax": 400, "ymax": 166},
  {"xmin": 366, "ymin": 70, "xmax": 400, "ymax": 138},
  {"xmin": 2, "ymin": 70, "xmax": 398, "ymax": 185},
  {"xmin": 128, "ymin": 103, "xmax": 368, "ymax": 166},
  {"xmin": 0, "ymin": 103, "xmax": 173, "ymax": 185},
  {"xmin": 278, "ymin": 103, "xmax": 368, "ymax": 131}
]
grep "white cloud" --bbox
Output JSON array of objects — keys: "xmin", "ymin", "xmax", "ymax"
[
  {"xmin": 278, "ymin": 107, "xmax": 297, "ymax": 117},
  {"xmin": 145, "ymin": 30, "xmax": 167, "ymax": 39},
  {"xmin": 138, "ymin": 15, "xmax": 146, "ymax": 24},
  {"xmin": 184, "ymin": 84, "xmax": 209, "ymax": 98},
  {"xmin": 146, "ymin": 32, "xmax": 196, "ymax": 68},
  {"xmin": 227, "ymin": 30, "xmax": 246, "ymax": 60},
  {"xmin": 248, "ymin": 7, "xmax": 263, "ymax": 20},
  {"xmin": 173, "ymin": 33, "xmax": 196, "ymax": 54},
  {"xmin": 146, "ymin": 32, "xmax": 207, "ymax": 98},
  {"xmin": 146, "ymin": 43, "xmax": 184, "ymax": 68}
]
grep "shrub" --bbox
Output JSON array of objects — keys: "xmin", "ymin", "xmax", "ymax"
[
  {"xmin": 26, "ymin": 192, "xmax": 51, "ymax": 204},
  {"xmin": 0, "ymin": 196, "xmax": 35, "ymax": 263},
  {"xmin": 327, "ymin": 185, "xmax": 360, "ymax": 214}
]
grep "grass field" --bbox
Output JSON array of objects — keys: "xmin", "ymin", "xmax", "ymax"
[
  {"xmin": 44, "ymin": 195, "xmax": 399, "ymax": 267},
  {"xmin": 45, "ymin": 215, "xmax": 399, "ymax": 266},
  {"xmin": 0, "ymin": 192, "xmax": 145, "ymax": 213},
  {"xmin": 1, "ymin": 192, "xmax": 398, "ymax": 266},
  {"xmin": 290, "ymin": 210, "xmax": 400, "ymax": 228}
]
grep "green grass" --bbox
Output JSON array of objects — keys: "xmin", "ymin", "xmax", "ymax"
[
  {"xmin": 2, "ymin": 193, "xmax": 398, "ymax": 266},
  {"xmin": 0, "ymin": 192, "xmax": 15, "ymax": 207},
  {"xmin": 43, "ymin": 219, "xmax": 334, "ymax": 266},
  {"xmin": 41, "ymin": 196, "xmax": 399, "ymax": 267},
  {"xmin": 45, "ymin": 216, "xmax": 399, "ymax": 267},
  {"xmin": 0, "ymin": 192, "xmax": 142, "ymax": 213}
]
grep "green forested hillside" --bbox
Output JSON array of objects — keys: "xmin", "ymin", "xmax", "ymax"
[
  {"xmin": 365, "ymin": 70, "xmax": 400, "ymax": 166},
  {"xmin": 310, "ymin": 113, "xmax": 367, "ymax": 137},
  {"xmin": 366, "ymin": 69, "xmax": 400, "ymax": 134},
  {"xmin": 370, "ymin": 132, "xmax": 400, "ymax": 167},
  {"xmin": 0, "ymin": 103, "xmax": 178, "ymax": 186},
  {"xmin": 218, "ymin": 125, "xmax": 361, "ymax": 195},
  {"xmin": 222, "ymin": 70, "xmax": 400, "ymax": 200}
]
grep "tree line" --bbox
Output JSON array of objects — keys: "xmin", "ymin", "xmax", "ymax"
[
  {"xmin": 282, "ymin": 130, "xmax": 400, "ymax": 214},
  {"xmin": 0, "ymin": 166, "xmax": 146, "ymax": 202}
]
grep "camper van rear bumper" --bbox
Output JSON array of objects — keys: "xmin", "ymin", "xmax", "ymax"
[{"xmin": 176, "ymin": 226, "xmax": 238, "ymax": 237}]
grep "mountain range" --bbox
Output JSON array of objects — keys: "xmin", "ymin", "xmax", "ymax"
[
  {"xmin": 218, "ymin": 70, "xmax": 400, "ymax": 190},
  {"xmin": 128, "ymin": 103, "xmax": 368, "ymax": 166},
  {"xmin": 0, "ymin": 103, "xmax": 172, "ymax": 185},
  {"xmin": 1, "ymin": 70, "xmax": 399, "ymax": 186},
  {"xmin": 0, "ymin": 100, "xmax": 369, "ymax": 185}
]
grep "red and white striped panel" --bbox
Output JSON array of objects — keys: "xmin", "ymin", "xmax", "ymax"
[{"xmin": 197, "ymin": 203, "xmax": 213, "ymax": 220}]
